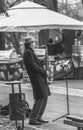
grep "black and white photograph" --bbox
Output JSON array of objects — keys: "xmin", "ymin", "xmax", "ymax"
[{"xmin": 0, "ymin": 0, "xmax": 83, "ymax": 130}]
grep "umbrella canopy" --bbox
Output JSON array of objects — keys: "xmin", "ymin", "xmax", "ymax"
[{"xmin": 0, "ymin": 1, "xmax": 83, "ymax": 32}]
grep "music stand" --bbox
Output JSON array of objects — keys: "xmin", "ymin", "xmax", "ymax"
[{"xmin": 52, "ymin": 59, "xmax": 70, "ymax": 122}]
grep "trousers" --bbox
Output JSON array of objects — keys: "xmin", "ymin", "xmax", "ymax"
[{"xmin": 30, "ymin": 97, "xmax": 48, "ymax": 121}]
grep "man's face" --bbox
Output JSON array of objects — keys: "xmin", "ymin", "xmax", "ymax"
[{"xmin": 30, "ymin": 41, "xmax": 36, "ymax": 49}]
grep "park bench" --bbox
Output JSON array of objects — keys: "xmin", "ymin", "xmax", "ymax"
[{"xmin": 64, "ymin": 115, "xmax": 83, "ymax": 130}]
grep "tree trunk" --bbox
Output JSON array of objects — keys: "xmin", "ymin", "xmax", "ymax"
[
  {"xmin": 0, "ymin": 0, "xmax": 7, "ymax": 50},
  {"xmin": 11, "ymin": 33, "xmax": 21, "ymax": 55},
  {"xmin": 82, "ymin": 0, "xmax": 83, "ymax": 4},
  {"xmin": 0, "ymin": 33, "xmax": 5, "ymax": 50}
]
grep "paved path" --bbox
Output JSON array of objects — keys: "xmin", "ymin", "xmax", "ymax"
[
  {"xmin": 1, "ymin": 80, "xmax": 83, "ymax": 97},
  {"xmin": 50, "ymin": 84, "xmax": 83, "ymax": 97},
  {"xmin": 15, "ymin": 80, "xmax": 83, "ymax": 97},
  {"xmin": 0, "ymin": 80, "xmax": 83, "ymax": 130}
]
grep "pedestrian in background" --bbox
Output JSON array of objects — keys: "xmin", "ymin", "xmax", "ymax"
[
  {"xmin": 47, "ymin": 38, "xmax": 56, "ymax": 56},
  {"xmin": 23, "ymin": 36, "xmax": 51, "ymax": 125}
]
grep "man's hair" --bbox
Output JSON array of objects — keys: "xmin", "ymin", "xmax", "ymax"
[
  {"xmin": 48, "ymin": 38, "xmax": 53, "ymax": 43},
  {"xmin": 47, "ymin": 38, "xmax": 53, "ymax": 45},
  {"xmin": 24, "ymin": 36, "xmax": 35, "ymax": 49}
]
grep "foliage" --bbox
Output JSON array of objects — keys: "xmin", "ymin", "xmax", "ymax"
[
  {"xmin": 58, "ymin": 1, "xmax": 81, "ymax": 20},
  {"xmin": 33, "ymin": 0, "xmax": 58, "ymax": 11}
]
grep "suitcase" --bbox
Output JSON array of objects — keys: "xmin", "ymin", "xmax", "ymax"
[{"xmin": 7, "ymin": 81, "xmax": 26, "ymax": 130}]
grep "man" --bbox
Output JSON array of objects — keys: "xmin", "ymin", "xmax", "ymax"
[{"xmin": 23, "ymin": 36, "xmax": 51, "ymax": 125}]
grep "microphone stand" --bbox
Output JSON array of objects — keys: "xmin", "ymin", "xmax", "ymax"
[{"xmin": 52, "ymin": 60, "xmax": 70, "ymax": 122}]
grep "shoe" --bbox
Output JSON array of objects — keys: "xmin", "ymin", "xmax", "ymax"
[
  {"xmin": 29, "ymin": 120, "xmax": 42, "ymax": 125},
  {"xmin": 37, "ymin": 118, "xmax": 49, "ymax": 123}
]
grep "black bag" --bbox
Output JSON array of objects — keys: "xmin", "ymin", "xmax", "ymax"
[
  {"xmin": 0, "ymin": 102, "xmax": 31, "ymax": 118},
  {"xmin": 0, "ymin": 104, "xmax": 9, "ymax": 116}
]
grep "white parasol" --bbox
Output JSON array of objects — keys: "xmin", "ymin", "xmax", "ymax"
[{"xmin": 0, "ymin": 1, "xmax": 83, "ymax": 32}]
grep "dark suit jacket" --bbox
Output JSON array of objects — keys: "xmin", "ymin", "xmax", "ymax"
[{"xmin": 23, "ymin": 46, "xmax": 51, "ymax": 99}]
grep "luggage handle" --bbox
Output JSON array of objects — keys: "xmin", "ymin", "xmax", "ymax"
[
  {"xmin": 12, "ymin": 82, "xmax": 21, "ymax": 94},
  {"xmin": 6, "ymin": 81, "xmax": 22, "ymax": 93}
]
